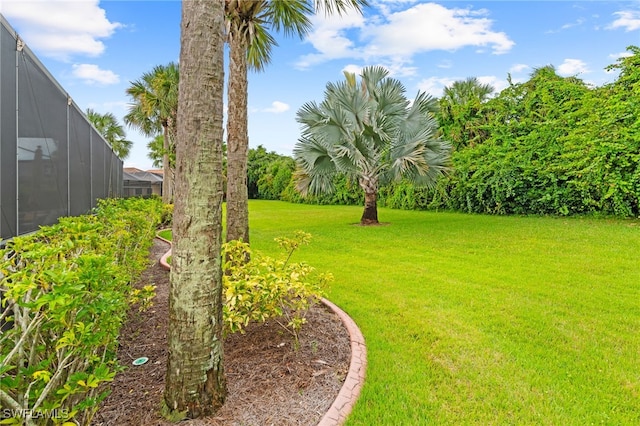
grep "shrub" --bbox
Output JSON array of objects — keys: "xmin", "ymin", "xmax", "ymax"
[
  {"xmin": 160, "ymin": 202, "xmax": 174, "ymax": 227},
  {"xmin": 0, "ymin": 197, "xmax": 162, "ymax": 425},
  {"xmin": 222, "ymin": 231, "xmax": 331, "ymax": 342}
]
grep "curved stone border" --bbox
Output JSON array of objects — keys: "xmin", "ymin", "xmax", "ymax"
[
  {"xmin": 156, "ymin": 233, "xmax": 172, "ymax": 271},
  {"xmin": 155, "ymin": 235, "xmax": 367, "ymax": 425},
  {"xmin": 158, "ymin": 247, "xmax": 171, "ymax": 271},
  {"xmin": 318, "ymin": 298, "xmax": 367, "ymax": 426}
]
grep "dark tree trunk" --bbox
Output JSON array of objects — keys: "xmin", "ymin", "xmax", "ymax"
[
  {"xmin": 361, "ymin": 191, "xmax": 379, "ymax": 225},
  {"xmin": 225, "ymin": 32, "xmax": 250, "ymax": 245},
  {"xmin": 164, "ymin": 0, "xmax": 226, "ymax": 419}
]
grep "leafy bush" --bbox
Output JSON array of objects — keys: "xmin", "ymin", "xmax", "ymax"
[
  {"xmin": 160, "ymin": 202, "xmax": 174, "ymax": 227},
  {"xmin": 245, "ymin": 47, "xmax": 640, "ymax": 218},
  {"xmin": 222, "ymin": 231, "xmax": 331, "ymax": 342},
  {"xmin": 0, "ymin": 197, "xmax": 162, "ymax": 425},
  {"xmin": 378, "ymin": 179, "xmax": 449, "ymax": 211},
  {"xmin": 281, "ymin": 174, "xmax": 364, "ymax": 206},
  {"xmin": 256, "ymin": 157, "xmax": 295, "ymax": 200}
]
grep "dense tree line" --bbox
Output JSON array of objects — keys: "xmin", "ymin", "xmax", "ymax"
[{"xmin": 251, "ymin": 46, "xmax": 640, "ymax": 218}]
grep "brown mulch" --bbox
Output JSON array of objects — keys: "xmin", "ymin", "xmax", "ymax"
[{"xmin": 92, "ymin": 239, "xmax": 351, "ymax": 426}]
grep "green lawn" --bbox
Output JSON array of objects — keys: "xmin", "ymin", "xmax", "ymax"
[
  {"xmin": 245, "ymin": 200, "xmax": 640, "ymax": 425},
  {"xmin": 157, "ymin": 228, "xmax": 172, "ymax": 241}
]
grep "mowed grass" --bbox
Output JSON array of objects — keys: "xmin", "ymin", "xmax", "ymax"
[
  {"xmin": 246, "ymin": 200, "xmax": 640, "ymax": 425},
  {"xmin": 157, "ymin": 228, "xmax": 172, "ymax": 241}
]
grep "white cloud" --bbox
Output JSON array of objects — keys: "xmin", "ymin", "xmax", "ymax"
[
  {"xmin": 363, "ymin": 3, "xmax": 514, "ymax": 57},
  {"xmin": 417, "ymin": 75, "xmax": 506, "ymax": 99},
  {"xmin": 546, "ymin": 17, "xmax": 586, "ymax": 34},
  {"xmin": 557, "ymin": 59, "xmax": 589, "ymax": 76},
  {"xmin": 263, "ymin": 101, "xmax": 290, "ymax": 114},
  {"xmin": 342, "ymin": 62, "xmax": 416, "ymax": 81},
  {"xmin": 509, "ymin": 63, "xmax": 530, "ymax": 73},
  {"xmin": 296, "ymin": 10, "xmax": 365, "ymax": 69},
  {"xmin": 609, "ymin": 10, "xmax": 640, "ymax": 31},
  {"xmin": 416, "ymin": 76, "xmax": 457, "ymax": 98},
  {"xmin": 376, "ymin": 61, "xmax": 418, "ymax": 78},
  {"xmin": 1, "ymin": 0, "xmax": 121, "ymax": 60},
  {"xmin": 438, "ymin": 60, "xmax": 453, "ymax": 69},
  {"xmin": 562, "ymin": 18, "xmax": 585, "ymax": 30},
  {"xmin": 72, "ymin": 64, "xmax": 119, "ymax": 85},
  {"xmin": 342, "ymin": 64, "xmax": 363, "ymax": 76},
  {"xmin": 296, "ymin": 2, "xmax": 514, "ymax": 70},
  {"xmin": 609, "ymin": 51, "xmax": 634, "ymax": 60},
  {"xmin": 477, "ymin": 75, "xmax": 508, "ymax": 94},
  {"xmin": 604, "ymin": 51, "xmax": 633, "ymax": 75}
]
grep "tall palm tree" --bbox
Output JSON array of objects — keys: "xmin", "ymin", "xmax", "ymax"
[
  {"xmin": 163, "ymin": 0, "xmax": 226, "ymax": 418},
  {"xmin": 224, "ymin": 0, "xmax": 368, "ymax": 245},
  {"xmin": 124, "ymin": 63, "xmax": 179, "ymax": 203},
  {"xmin": 439, "ymin": 77, "xmax": 494, "ymax": 149},
  {"xmin": 442, "ymin": 77, "xmax": 494, "ymax": 106},
  {"xmin": 146, "ymin": 135, "xmax": 167, "ymax": 168},
  {"xmin": 85, "ymin": 108, "xmax": 132, "ymax": 159},
  {"xmin": 295, "ymin": 66, "xmax": 451, "ymax": 224}
]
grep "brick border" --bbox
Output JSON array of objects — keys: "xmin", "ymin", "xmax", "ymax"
[
  {"xmin": 156, "ymin": 237, "xmax": 367, "ymax": 425},
  {"xmin": 318, "ymin": 298, "xmax": 367, "ymax": 426},
  {"xmin": 158, "ymin": 247, "xmax": 171, "ymax": 271},
  {"xmin": 156, "ymin": 233, "xmax": 172, "ymax": 271}
]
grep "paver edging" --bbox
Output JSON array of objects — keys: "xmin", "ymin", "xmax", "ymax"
[
  {"xmin": 318, "ymin": 298, "xmax": 367, "ymax": 426},
  {"xmin": 156, "ymin": 237, "xmax": 367, "ymax": 425}
]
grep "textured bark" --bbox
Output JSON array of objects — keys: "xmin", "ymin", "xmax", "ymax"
[
  {"xmin": 161, "ymin": 125, "xmax": 172, "ymax": 203},
  {"xmin": 361, "ymin": 191, "xmax": 379, "ymax": 224},
  {"xmin": 164, "ymin": 0, "xmax": 226, "ymax": 419},
  {"xmin": 359, "ymin": 174, "xmax": 379, "ymax": 225},
  {"xmin": 225, "ymin": 31, "xmax": 250, "ymax": 244}
]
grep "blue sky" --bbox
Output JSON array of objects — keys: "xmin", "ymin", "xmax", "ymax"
[{"xmin": 1, "ymin": 1, "xmax": 639, "ymax": 170}]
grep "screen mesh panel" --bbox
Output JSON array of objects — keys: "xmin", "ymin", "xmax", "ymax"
[
  {"xmin": 1, "ymin": 15, "xmax": 123, "ymax": 240},
  {"xmin": 0, "ymin": 22, "xmax": 17, "ymax": 239}
]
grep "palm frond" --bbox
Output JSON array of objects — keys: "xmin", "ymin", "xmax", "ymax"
[
  {"xmin": 293, "ymin": 136, "xmax": 337, "ymax": 196},
  {"xmin": 267, "ymin": 0, "xmax": 313, "ymax": 38},
  {"xmin": 295, "ymin": 64, "xmax": 452, "ymax": 196},
  {"xmin": 314, "ymin": 0, "xmax": 369, "ymax": 16},
  {"xmin": 247, "ymin": 23, "xmax": 276, "ymax": 70},
  {"xmin": 361, "ymin": 66, "xmax": 389, "ymax": 91}
]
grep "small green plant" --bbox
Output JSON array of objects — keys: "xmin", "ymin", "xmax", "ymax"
[
  {"xmin": 222, "ymin": 231, "xmax": 331, "ymax": 343},
  {"xmin": 160, "ymin": 202, "xmax": 174, "ymax": 227},
  {"xmin": 129, "ymin": 284, "xmax": 157, "ymax": 312},
  {"xmin": 0, "ymin": 197, "xmax": 163, "ymax": 425}
]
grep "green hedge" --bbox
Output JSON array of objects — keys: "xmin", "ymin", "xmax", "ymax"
[
  {"xmin": 0, "ymin": 197, "xmax": 163, "ymax": 425},
  {"xmin": 251, "ymin": 47, "xmax": 640, "ymax": 219}
]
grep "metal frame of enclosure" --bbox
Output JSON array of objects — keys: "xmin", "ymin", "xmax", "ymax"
[{"xmin": 0, "ymin": 14, "xmax": 122, "ymax": 241}]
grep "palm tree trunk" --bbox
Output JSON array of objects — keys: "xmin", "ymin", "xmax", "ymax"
[
  {"xmin": 359, "ymin": 175, "xmax": 379, "ymax": 225},
  {"xmin": 225, "ymin": 34, "xmax": 250, "ymax": 244},
  {"xmin": 164, "ymin": 0, "xmax": 226, "ymax": 418},
  {"xmin": 361, "ymin": 191, "xmax": 378, "ymax": 224},
  {"xmin": 162, "ymin": 126, "xmax": 172, "ymax": 203}
]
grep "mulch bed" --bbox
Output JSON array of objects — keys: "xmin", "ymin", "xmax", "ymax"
[{"xmin": 92, "ymin": 239, "xmax": 351, "ymax": 426}]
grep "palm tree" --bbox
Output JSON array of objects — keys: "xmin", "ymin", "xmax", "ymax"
[
  {"xmin": 85, "ymin": 108, "xmax": 132, "ymax": 159},
  {"xmin": 124, "ymin": 63, "xmax": 179, "ymax": 203},
  {"xmin": 163, "ymin": 0, "xmax": 226, "ymax": 418},
  {"xmin": 147, "ymin": 134, "xmax": 173, "ymax": 169},
  {"xmin": 224, "ymin": 0, "xmax": 368, "ymax": 245},
  {"xmin": 442, "ymin": 77, "xmax": 494, "ymax": 106},
  {"xmin": 295, "ymin": 66, "xmax": 451, "ymax": 224},
  {"xmin": 439, "ymin": 77, "xmax": 494, "ymax": 149}
]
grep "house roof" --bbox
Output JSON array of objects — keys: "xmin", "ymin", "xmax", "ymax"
[
  {"xmin": 123, "ymin": 170, "xmax": 163, "ymax": 183},
  {"xmin": 147, "ymin": 169, "xmax": 164, "ymax": 177},
  {"xmin": 123, "ymin": 167, "xmax": 144, "ymax": 174}
]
